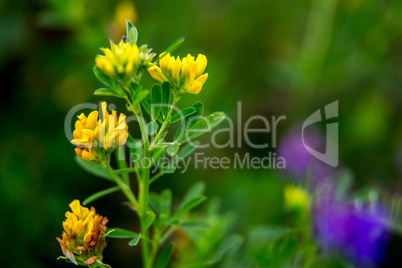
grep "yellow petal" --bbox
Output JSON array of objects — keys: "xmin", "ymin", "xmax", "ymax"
[
  {"xmin": 96, "ymin": 56, "xmax": 114, "ymax": 77},
  {"xmin": 195, "ymin": 73, "xmax": 208, "ymax": 85},
  {"xmin": 69, "ymin": 200, "xmax": 82, "ymax": 217},
  {"xmin": 148, "ymin": 66, "xmax": 168, "ymax": 83},
  {"xmin": 73, "ymin": 129, "xmax": 82, "ymax": 139},
  {"xmin": 172, "ymin": 58, "xmax": 181, "ymax": 85},
  {"xmin": 82, "ymin": 149, "xmax": 95, "ymax": 161},
  {"xmin": 77, "ymin": 113, "xmax": 87, "ymax": 124},
  {"xmin": 186, "ymin": 62, "xmax": 196, "ymax": 83},
  {"xmin": 195, "ymin": 54, "xmax": 207, "ymax": 77},
  {"xmin": 75, "ymin": 148, "xmax": 83, "ymax": 158},
  {"xmin": 86, "ymin": 111, "xmax": 99, "ymax": 130},
  {"xmin": 159, "ymin": 53, "xmax": 171, "ymax": 74},
  {"xmin": 187, "ymin": 81, "xmax": 203, "ymax": 94}
]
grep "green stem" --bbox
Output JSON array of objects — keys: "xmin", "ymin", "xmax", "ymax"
[
  {"xmin": 150, "ymin": 95, "xmax": 180, "ymax": 151},
  {"xmin": 127, "ymin": 102, "xmax": 152, "ymax": 268},
  {"xmin": 148, "ymin": 229, "xmax": 161, "ymax": 267},
  {"xmin": 103, "ymin": 161, "xmax": 139, "ymax": 211}
]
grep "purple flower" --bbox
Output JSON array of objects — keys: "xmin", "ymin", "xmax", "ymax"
[
  {"xmin": 278, "ymin": 126, "xmax": 336, "ymax": 183},
  {"xmin": 314, "ymin": 199, "xmax": 389, "ymax": 267}
]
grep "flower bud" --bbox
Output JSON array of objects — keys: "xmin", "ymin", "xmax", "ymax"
[{"xmin": 57, "ymin": 200, "xmax": 110, "ymax": 266}]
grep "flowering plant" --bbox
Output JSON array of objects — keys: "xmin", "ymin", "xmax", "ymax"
[{"xmin": 57, "ymin": 21, "xmax": 227, "ymax": 268}]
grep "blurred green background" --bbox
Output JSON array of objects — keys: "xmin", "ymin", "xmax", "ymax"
[{"xmin": 1, "ymin": 0, "xmax": 402, "ymax": 267}]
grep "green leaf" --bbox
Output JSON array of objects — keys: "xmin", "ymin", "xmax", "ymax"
[
  {"xmin": 144, "ymin": 210, "xmax": 156, "ymax": 229},
  {"xmin": 151, "ymin": 84, "xmax": 162, "ymax": 120},
  {"xmin": 74, "ymin": 155, "xmax": 113, "ymax": 181},
  {"xmin": 94, "ymin": 88, "xmax": 125, "ymax": 98},
  {"xmin": 147, "ymin": 121, "xmax": 159, "ymax": 136},
  {"xmin": 180, "ymin": 220, "xmax": 211, "ymax": 230},
  {"xmin": 164, "ymin": 37, "xmax": 185, "ymax": 53},
  {"xmin": 177, "ymin": 141, "xmax": 199, "ymax": 159},
  {"xmin": 128, "ymin": 82, "xmax": 149, "ymax": 106},
  {"xmin": 163, "ymin": 142, "xmax": 199, "ymax": 173},
  {"xmin": 172, "ymin": 196, "xmax": 206, "ymax": 220},
  {"xmin": 141, "ymin": 97, "xmax": 151, "ymax": 116},
  {"xmin": 116, "ymin": 145, "xmax": 129, "ymax": 183},
  {"xmin": 57, "ymin": 256, "xmax": 77, "ymax": 265},
  {"xmin": 152, "ymin": 145, "xmax": 167, "ymax": 163},
  {"xmin": 163, "ymin": 164, "xmax": 176, "ymax": 174},
  {"xmin": 156, "ymin": 150, "xmax": 167, "ymax": 171},
  {"xmin": 171, "ymin": 107, "xmax": 196, "ymax": 123},
  {"xmin": 95, "ymin": 259, "xmax": 112, "ymax": 268},
  {"xmin": 127, "ymin": 134, "xmax": 143, "ymax": 161},
  {"xmin": 164, "ymin": 37, "xmax": 185, "ymax": 54},
  {"xmin": 208, "ymin": 235, "xmax": 244, "ymax": 265},
  {"xmin": 113, "ymin": 168, "xmax": 137, "ymax": 175},
  {"xmin": 166, "ymin": 143, "xmax": 180, "ymax": 156},
  {"xmin": 155, "ymin": 243, "xmax": 174, "ymax": 268},
  {"xmin": 127, "ymin": 82, "xmax": 149, "ymax": 106},
  {"xmin": 174, "ymin": 102, "xmax": 204, "ymax": 142},
  {"xmin": 154, "ymin": 37, "xmax": 185, "ymax": 63},
  {"xmin": 126, "ymin": 20, "xmax": 138, "ymax": 44},
  {"xmin": 128, "ymin": 81, "xmax": 141, "ymax": 97},
  {"xmin": 161, "ymin": 189, "xmax": 172, "ymax": 217},
  {"xmin": 168, "ymin": 219, "xmax": 181, "ymax": 226},
  {"xmin": 161, "ymin": 82, "xmax": 171, "ymax": 119},
  {"xmin": 93, "ymin": 66, "xmax": 114, "ymax": 88},
  {"xmin": 128, "ymin": 233, "xmax": 141, "ymax": 246},
  {"xmin": 182, "ymin": 181, "xmax": 206, "ymax": 204},
  {"xmin": 101, "ymin": 229, "xmax": 115, "ymax": 240},
  {"xmin": 107, "ymin": 228, "xmax": 140, "ymax": 239},
  {"xmin": 134, "ymin": 90, "xmax": 150, "ymax": 106},
  {"xmin": 83, "ymin": 186, "xmax": 120, "ymax": 205},
  {"xmin": 249, "ymin": 226, "xmax": 292, "ymax": 244},
  {"xmin": 191, "ymin": 101, "xmax": 204, "ymax": 117},
  {"xmin": 181, "ymin": 112, "xmax": 226, "ymax": 143},
  {"xmin": 149, "ymin": 192, "xmax": 162, "ymax": 214}
]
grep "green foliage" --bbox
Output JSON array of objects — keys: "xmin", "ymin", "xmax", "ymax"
[
  {"xmin": 160, "ymin": 82, "xmax": 171, "ymax": 119},
  {"xmin": 74, "ymin": 155, "xmax": 113, "ymax": 181},
  {"xmin": 83, "ymin": 186, "xmax": 120, "ymax": 205},
  {"xmin": 155, "ymin": 243, "xmax": 174, "ymax": 268},
  {"xmin": 126, "ymin": 20, "xmax": 138, "ymax": 44},
  {"xmin": 151, "ymin": 84, "xmax": 162, "ymax": 120},
  {"xmin": 154, "ymin": 37, "xmax": 185, "ymax": 63}
]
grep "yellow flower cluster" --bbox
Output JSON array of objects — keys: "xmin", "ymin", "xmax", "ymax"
[
  {"xmin": 148, "ymin": 53, "xmax": 208, "ymax": 94},
  {"xmin": 57, "ymin": 200, "xmax": 109, "ymax": 266},
  {"xmin": 95, "ymin": 41, "xmax": 141, "ymax": 80},
  {"xmin": 284, "ymin": 184, "xmax": 309, "ymax": 211},
  {"xmin": 72, "ymin": 102, "xmax": 128, "ymax": 162}
]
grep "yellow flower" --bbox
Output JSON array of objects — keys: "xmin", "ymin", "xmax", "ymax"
[
  {"xmin": 95, "ymin": 40, "xmax": 141, "ymax": 81},
  {"xmin": 284, "ymin": 184, "xmax": 309, "ymax": 211},
  {"xmin": 148, "ymin": 53, "xmax": 208, "ymax": 94},
  {"xmin": 57, "ymin": 200, "xmax": 109, "ymax": 266},
  {"xmin": 72, "ymin": 102, "xmax": 129, "ymax": 162}
]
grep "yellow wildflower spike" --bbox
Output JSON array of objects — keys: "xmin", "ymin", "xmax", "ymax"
[
  {"xmin": 147, "ymin": 53, "xmax": 208, "ymax": 95},
  {"xmin": 71, "ymin": 102, "xmax": 128, "ymax": 163},
  {"xmin": 95, "ymin": 40, "xmax": 148, "ymax": 81}
]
